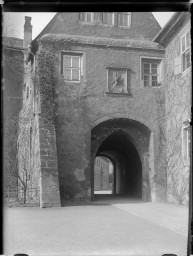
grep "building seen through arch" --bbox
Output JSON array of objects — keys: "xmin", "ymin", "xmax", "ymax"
[{"xmin": 94, "ymin": 156, "xmax": 112, "ymax": 194}]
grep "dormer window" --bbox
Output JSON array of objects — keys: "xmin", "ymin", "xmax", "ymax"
[
  {"xmin": 102, "ymin": 13, "xmax": 114, "ymax": 26},
  {"xmin": 79, "ymin": 12, "xmax": 94, "ymax": 23},
  {"xmin": 117, "ymin": 12, "xmax": 131, "ymax": 27}
]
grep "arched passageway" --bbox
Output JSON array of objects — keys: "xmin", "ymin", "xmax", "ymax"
[{"xmin": 91, "ymin": 118, "xmax": 152, "ymax": 201}]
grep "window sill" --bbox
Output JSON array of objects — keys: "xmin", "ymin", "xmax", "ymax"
[
  {"xmin": 144, "ymin": 85, "xmax": 161, "ymax": 89},
  {"xmin": 64, "ymin": 80, "xmax": 81, "ymax": 84},
  {"xmin": 141, "ymin": 83, "xmax": 162, "ymax": 89},
  {"xmin": 80, "ymin": 21, "xmax": 95, "ymax": 25},
  {"xmin": 101, "ymin": 23, "xmax": 115, "ymax": 27},
  {"xmin": 118, "ymin": 25, "xmax": 131, "ymax": 29},
  {"xmin": 105, "ymin": 92, "xmax": 132, "ymax": 97}
]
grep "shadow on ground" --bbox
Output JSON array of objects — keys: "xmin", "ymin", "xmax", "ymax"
[{"xmin": 61, "ymin": 195, "xmax": 148, "ymax": 207}]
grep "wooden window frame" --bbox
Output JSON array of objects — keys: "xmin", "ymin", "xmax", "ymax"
[
  {"xmin": 143, "ymin": 62, "xmax": 159, "ymax": 87},
  {"xmin": 102, "ymin": 12, "xmax": 115, "ymax": 26},
  {"xmin": 117, "ymin": 12, "xmax": 131, "ymax": 28},
  {"xmin": 183, "ymin": 124, "xmax": 191, "ymax": 161},
  {"xmin": 181, "ymin": 30, "xmax": 191, "ymax": 73},
  {"xmin": 80, "ymin": 12, "xmax": 94, "ymax": 23},
  {"xmin": 140, "ymin": 57, "xmax": 163, "ymax": 88},
  {"xmin": 61, "ymin": 52, "xmax": 83, "ymax": 82}
]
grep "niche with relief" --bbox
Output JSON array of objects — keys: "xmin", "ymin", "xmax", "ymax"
[{"xmin": 106, "ymin": 67, "xmax": 132, "ymax": 95}]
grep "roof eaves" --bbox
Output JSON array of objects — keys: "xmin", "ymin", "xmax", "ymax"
[
  {"xmin": 153, "ymin": 12, "xmax": 184, "ymax": 44},
  {"xmin": 39, "ymin": 34, "xmax": 165, "ymax": 52},
  {"xmin": 32, "ymin": 13, "xmax": 58, "ymax": 43}
]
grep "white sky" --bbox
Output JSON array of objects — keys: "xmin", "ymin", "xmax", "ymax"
[{"xmin": 3, "ymin": 12, "xmax": 175, "ymax": 40}]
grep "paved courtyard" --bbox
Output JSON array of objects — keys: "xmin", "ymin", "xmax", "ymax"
[{"xmin": 3, "ymin": 197, "xmax": 189, "ymax": 256}]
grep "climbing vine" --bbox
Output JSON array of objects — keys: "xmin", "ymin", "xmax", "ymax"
[
  {"xmin": 34, "ymin": 38, "xmax": 74, "ymax": 125},
  {"xmin": 155, "ymin": 79, "xmax": 190, "ymax": 205},
  {"xmin": 35, "ymin": 49, "xmax": 57, "ymax": 124}
]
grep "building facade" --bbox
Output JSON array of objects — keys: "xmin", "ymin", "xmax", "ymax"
[
  {"xmin": 3, "ymin": 36, "xmax": 24, "ymax": 190},
  {"xmin": 94, "ymin": 156, "xmax": 110, "ymax": 191},
  {"xmin": 17, "ymin": 12, "xmax": 191, "ymax": 207},
  {"xmin": 154, "ymin": 12, "xmax": 191, "ymax": 205}
]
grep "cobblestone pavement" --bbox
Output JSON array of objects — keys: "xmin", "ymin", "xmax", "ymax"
[{"xmin": 3, "ymin": 197, "xmax": 188, "ymax": 256}]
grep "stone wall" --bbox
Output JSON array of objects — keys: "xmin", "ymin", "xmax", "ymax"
[
  {"xmin": 3, "ymin": 46, "xmax": 24, "ymax": 190},
  {"xmin": 164, "ymin": 21, "xmax": 191, "ymax": 205},
  {"xmin": 18, "ymin": 57, "xmax": 61, "ymax": 207},
  {"xmin": 18, "ymin": 63, "xmax": 35, "ymax": 197},
  {"xmin": 38, "ymin": 116, "xmax": 61, "ymax": 207}
]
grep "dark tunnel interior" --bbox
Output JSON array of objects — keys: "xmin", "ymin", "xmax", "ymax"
[{"xmin": 96, "ymin": 130, "xmax": 142, "ymax": 198}]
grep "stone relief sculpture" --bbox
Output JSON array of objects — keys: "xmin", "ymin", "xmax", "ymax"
[{"xmin": 110, "ymin": 71, "xmax": 127, "ymax": 93}]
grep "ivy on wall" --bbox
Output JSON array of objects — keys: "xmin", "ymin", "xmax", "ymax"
[
  {"xmin": 36, "ymin": 49, "xmax": 57, "ymax": 124},
  {"xmin": 35, "ymin": 39, "xmax": 74, "ymax": 124}
]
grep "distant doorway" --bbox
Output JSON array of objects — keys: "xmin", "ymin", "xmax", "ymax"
[{"xmin": 94, "ymin": 156, "xmax": 114, "ymax": 195}]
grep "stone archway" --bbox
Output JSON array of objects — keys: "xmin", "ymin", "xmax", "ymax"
[{"xmin": 91, "ymin": 118, "xmax": 152, "ymax": 201}]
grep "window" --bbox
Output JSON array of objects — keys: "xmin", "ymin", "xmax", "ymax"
[
  {"xmin": 102, "ymin": 13, "xmax": 114, "ymax": 25},
  {"xmin": 61, "ymin": 53, "xmax": 82, "ymax": 82},
  {"xmin": 80, "ymin": 12, "xmax": 94, "ymax": 23},
  {"xmin": 143, "ymin": 62, "xmax": 158, "ymax": 87},
  {"xmin": 181, "ymin": 30, "xmax": 191, "ymax": 72},
  {"xmin": 141, "ymin": 58, "xmax": 162, "ymax": 88},
  {"xmin": 117, "ymin": 12, "xmax": 131, "ymax": 27},
  {"xmin": 183, "ymin": 125, "xmax": 191, "ymax": 160}
]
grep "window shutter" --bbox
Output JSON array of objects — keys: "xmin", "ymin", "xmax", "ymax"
[
  {"xmin": 60, "ymin": 53, "xmax": 63, "ymax": 74},
  {"xmin": 141, "ymin": 62, "xmax": 144, "ymax": 80},
  {"xmin": 174, "ymin": 56, "xmax": 181, "ymax": 75},
  {"xmin": 94, "ymin": 12, "xmax": 98, "ymax": 21},
  {"xmin": 175, "ymin": 37, "xmax": 180, "ymax": 57},
  {"xmin": 114, "ymin": 12, "xmax": 118, "ymax": 26},
  {"xmin": 100, "ymin": 12, "xmax": 103, "ymax": 22},
  {"xmin": 158, "ymin": 63, "xmax": 161, "ymax": 83},
  {"xmin": 103, "ymin": 13, "xmax": 108, "ymax": 24}
]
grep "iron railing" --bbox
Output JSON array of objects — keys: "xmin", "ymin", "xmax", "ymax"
[{"xmin": 4, "ymin": 187, "xmax": 40, "ymax": 207}]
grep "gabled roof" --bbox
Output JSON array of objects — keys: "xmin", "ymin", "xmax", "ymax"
[
  {"xmin": 31, "ymin": 13, "xmax": 57, "ymax": 53},
  {"xmin": 31, "ymin": 12, "xmax": 162, "ymax": 53},
  {"xmin": 33, "ymin": 13, "xmax": 58, "ymax": 42},
  {"xmin": 3, "ymin": 36, "xmax": 24, "ymax": 50},
  {"xmin": 153, "ymin": 12, "xmax": 191, "ymax": 46},
  {"xmin": 33, "ymin": 12, "xmax": 161, "ymax": 43}
]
